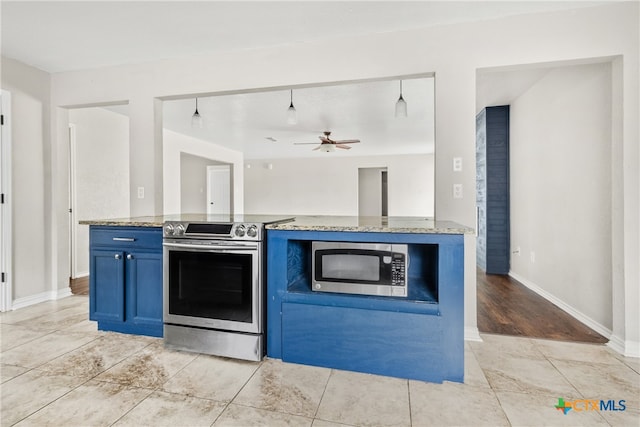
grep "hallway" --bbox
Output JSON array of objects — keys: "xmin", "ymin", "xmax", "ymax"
[{"xmin": 477, "ymin": 269, "xmax": 608, "ymax": 344}]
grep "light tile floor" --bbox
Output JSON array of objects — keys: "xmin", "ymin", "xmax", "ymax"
[{"xmin": 1, "ymin": 296, "xmax": 638, "ymax": 426}]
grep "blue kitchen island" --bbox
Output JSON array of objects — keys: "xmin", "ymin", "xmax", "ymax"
[{"xmin": 265, "ymin": 216, "xmax": 472, "ymax": 383}]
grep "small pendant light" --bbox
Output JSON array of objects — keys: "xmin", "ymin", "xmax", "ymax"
[
  {"xmin": 287, "ymin": 89, "xmax": 297, "ymax": 125},
  {"xmin": 191, "ymin": 98, "xmax": 203, "ymax": 128},
  {"xmin": 395, "ymin": 80, "xmax": 408, "ymax": 118}
]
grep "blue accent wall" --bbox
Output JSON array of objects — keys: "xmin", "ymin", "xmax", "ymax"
[{"xmin": 476, "ymin": 106, "xmax": 510, "ymax": 274}]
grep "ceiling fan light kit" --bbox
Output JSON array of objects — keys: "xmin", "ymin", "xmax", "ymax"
[
  {"xmin": 287, "ymin": 89, "xmax": 297, "ymax": 125},
  {"xmin": 395, "ymin": 80, "xmax": 408, "ymax": 118},
  {"xmin": 294, "ymin": 131, "xmax": 360, "ymax": 152},
  {"xmin": 191, "ymin": 98, "xmax": 204, "ymax": 128}
]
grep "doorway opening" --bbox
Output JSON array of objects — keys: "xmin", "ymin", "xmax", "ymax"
[
  {"xmin": 475, "ymin": 60, "xmax": 614, "ymax": 344},
  {"xmin": 358, "ymin": 167, "xmax": 388, "ymax": 217},
  {"xmin": 68, "ymin": 104, "xmax": 130, "ymax": 291}
]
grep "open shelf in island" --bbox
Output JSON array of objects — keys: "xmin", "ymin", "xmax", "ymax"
[{"xmin": 266, "ymin": 228, "xmax": 465, "ymax": 383}]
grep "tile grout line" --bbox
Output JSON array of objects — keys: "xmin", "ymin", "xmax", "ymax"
[
  {"xmin": 105, "ymin": 339, "xmax": 173, "ymax": 427},
  {"xmin": 406, "ymin": 379, "xmax": 413, "ymax": 427},
  {"xmin": 207, "ymin": 356, "xmax": 265, "ymax": 426},
  {"xmin": 311, "ymin": 367, "xmax": 334, "ymax": 422},
  {"xmin": 18, "ymin": 327, "xmax": 153, "ymax": 426}
]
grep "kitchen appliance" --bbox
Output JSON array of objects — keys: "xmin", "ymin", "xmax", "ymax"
[
  {"xmin": 312, "ymin": 241, "xmax": 409, "ymax": 297},
  {"xmin": 162, "ymin": 215, "xmax": 291, "ymax": 361}
]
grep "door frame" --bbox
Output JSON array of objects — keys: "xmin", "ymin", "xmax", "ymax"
[
  {"xmin": 0, "ymin": 90, "xmax": 13, "ymax": 311},
  {"xmin": 68, "ymin": 123, "xmax": 79, "ymax": 279}
]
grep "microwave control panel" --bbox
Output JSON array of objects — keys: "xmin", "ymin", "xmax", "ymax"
[{"xmin": 390, "ymin": 253, "xmax": 406, "ymax": 287}]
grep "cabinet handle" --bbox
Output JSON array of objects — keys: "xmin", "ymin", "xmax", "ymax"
[
  {"xmin": 114, "ymin": 254, "xmax": 122, "ymax": 260},
  {"xmin": 113, "ymin": 237, "xmax": 136, "ymax": 242},
  {"xmin": 127, "ymin": 254, "xmax": 133, "ymax": 260}
]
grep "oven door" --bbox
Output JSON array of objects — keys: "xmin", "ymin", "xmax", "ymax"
[{"xmin": 163, "ymin": 239, "xmax": 262, "ymax": 334}]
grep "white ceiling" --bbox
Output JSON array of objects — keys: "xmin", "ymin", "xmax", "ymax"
[
  {"xmin": 1, "ymin": 1, "xmax": 607, "ymax": 159},
  {"xmin": 162, "ymin": 77, "xmax": 435, "ymax": 159},
  {"xmin": 1, "ymin": 1, "xmax": 605, "ymax": 74}
]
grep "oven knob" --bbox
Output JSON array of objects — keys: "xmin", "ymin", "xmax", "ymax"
[
  {"xmin": 164, "ymin": 223, "xmax": 175, "ymax": 236},
  {"xmin": 234, "ymin": 225, "xmax": 246, "ymax": 237},
  {"xmin": 247, "ymin": 225, "xmax": 258, "ymax": 238},
  {"xmin": 175, "ymin": 223, "xmax": 185, "ymax": 236}
]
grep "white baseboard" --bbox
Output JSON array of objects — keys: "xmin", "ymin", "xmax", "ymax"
[
  {"xmin": 73, "ymin": 272, "xmax": 89, "ymax": 279},
  {"xmin": 508, "ymin": 271, "xmax": 613, "ymax": 340},
  {"xmin": 11, "ymin": 287, "xmax": 73, "ymax": 310},
  {"xmin": 12, "ymin": 291, "xmax": 52, "ymax": 310},
  {"xmin": 54, "ymin": 287, "xmax": 73, "ymax": 300},
  {"xmin": 464, "ymin": 326, "xmax": 482, "ymax": 342},
  {"xmin": 608, "ymin": 334, "xmax": 640, "ymax": 358}
]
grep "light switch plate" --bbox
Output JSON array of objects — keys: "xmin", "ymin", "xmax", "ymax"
[
  {"xmin": 453, "ymin": 157, "xmax": 462, "ymax": 172},
  {"xmin": 137, "ymin": 187, "xmax": 145, "ymax": 199}
]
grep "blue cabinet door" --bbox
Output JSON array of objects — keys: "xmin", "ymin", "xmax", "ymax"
[
  {"xmin": 90, "ymin": 249, "xmax": 125, "ymax": 322},
  {"xmin": 126, "ymin": 251, "xmax": 163, "ymax": 330}
]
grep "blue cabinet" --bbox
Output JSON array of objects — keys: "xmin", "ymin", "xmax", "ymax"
[
  {"xmin": 267, "ymin": 229, "xmax": 464, "ymax": 383},
  {"xmin": 90, "ymin": 249, "xmax": 125, "ymax": 322},
  {"xmin": 89, "ymin": 226, "xmax": 163, "ymax": 337}
]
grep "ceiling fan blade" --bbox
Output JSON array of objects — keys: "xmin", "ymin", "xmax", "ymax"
[
  {"xmin": 294, "ymin": 142, "xmax": 322, "ymax": 145},
  {"xmin": 334, "ymin": 139, "xmax": 360, "ymax": 144},
  {"xmin": 312, "ymin": 145, "xmax": 322, "ymax": 151},
  {"xmin": 336, "ymin": 144, "xmax": 352, "ymax": 150},
  {"xmin": 319, "ymin": 136, "xmax": 332, "ymax": 143}
]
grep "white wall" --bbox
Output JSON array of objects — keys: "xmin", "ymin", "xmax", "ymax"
[
  {"xmin": 244, "ymin": 155, "xmax": 433, "ymax": 216},
  {"xmin": 36, "ymin": 2, "xmax": 639, "ymax": 352},
  {"xmin": 0, "ymin": 57, "xmax": 51, "ymax": 302},
  {"xmin": 163, "ymin": 129, "xmax": 243, "ymax": 215},
  {"xmin": 180, "ymin": 152, "xmax": 228, "ymax": 214},
  {"xmin": 69, "ymin": 107, "xmax": 130, "ymax": 277},
  {"xmin": 510, "ymin": 62, "xmax": 613, "ymax": 332}
]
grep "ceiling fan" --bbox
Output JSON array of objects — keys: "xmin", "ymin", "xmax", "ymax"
[{"xmin": 294, "ymin": 131, "xmax": 360, "ymax": 152}]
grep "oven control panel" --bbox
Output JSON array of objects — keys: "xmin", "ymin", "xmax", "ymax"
[{"xmin": 163, "ymin": 221, "xmax": 263, "ymax": 241}]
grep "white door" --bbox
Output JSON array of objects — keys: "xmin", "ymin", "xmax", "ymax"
[
  {"xmin": 0, "ymin": 91, "xmax": 12, "ymax": 311},
  {"xmin": 207, "ymin": 165, "xmax": 231, "ymax": 215}
]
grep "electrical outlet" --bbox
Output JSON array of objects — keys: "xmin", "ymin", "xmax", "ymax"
[
  {"xmin": 137, "ymin": 187, "xmax": 145, "ymax": 199},
  {"xmin": 453, "ymin": 184, "xmax": 463, "ymax": 199},
  {"xmin": 453, "ymin": 157, "xmax": 462, "ymax": 172}
]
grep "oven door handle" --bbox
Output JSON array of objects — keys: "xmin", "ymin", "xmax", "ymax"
[{"xmin": 162, "ymin": 242, "xmax": 259, "ymax": 251}]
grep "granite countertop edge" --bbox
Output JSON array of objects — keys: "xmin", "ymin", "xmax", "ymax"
[
  {"xmin": 79, "ymin": 217, "xmax": 165, "ymax": 227},
  {"xmin": 80, "ymin": 215, "xmax": 474, "ymax": 234},
  {"xmin": 264, "ymin": 224, "xmax": 472, "ymax": 234}
]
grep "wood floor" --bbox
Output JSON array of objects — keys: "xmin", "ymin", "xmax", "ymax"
[
  {"xmin": 69, "ymin": 276, "xmax": 89, "ymax": 295},
  {"xmin": 477, "ymin": 268, "xmax": 608, "ymax": 344}
]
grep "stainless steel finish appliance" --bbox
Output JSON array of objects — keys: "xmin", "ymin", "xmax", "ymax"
[
  {"xmin": 312, "ymin": 241, "xmax": 409, "ymax": 297},
  {"xmin": 163, "ymin": 216, "xmax": 291, "ymax": 361}
]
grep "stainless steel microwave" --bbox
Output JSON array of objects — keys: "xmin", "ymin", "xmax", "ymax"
[{"xmin": 312, "ymin": 241, "xmax": 409, "ymax": 297}]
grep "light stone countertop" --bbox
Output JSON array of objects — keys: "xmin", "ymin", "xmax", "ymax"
[
  {"xmin": 265, "ymin": 215, "xmax": 474, "ymax": 234},
  {"xmin": 79, "ymin": 214, "xmax": 296, "ymax": 227},
  {"xmin": 80, "ymin": 214, "xmax": 474, "ymax": 234}
]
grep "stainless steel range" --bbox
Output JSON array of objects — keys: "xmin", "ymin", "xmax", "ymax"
[{"xmin": 162, "ymin": 215, "xmax": 292, "ymax": 361}]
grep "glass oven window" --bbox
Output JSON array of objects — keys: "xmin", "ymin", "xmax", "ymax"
[{"xmin": 168, "ymin": 251, "xmax": 253, "ymax": 323}]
